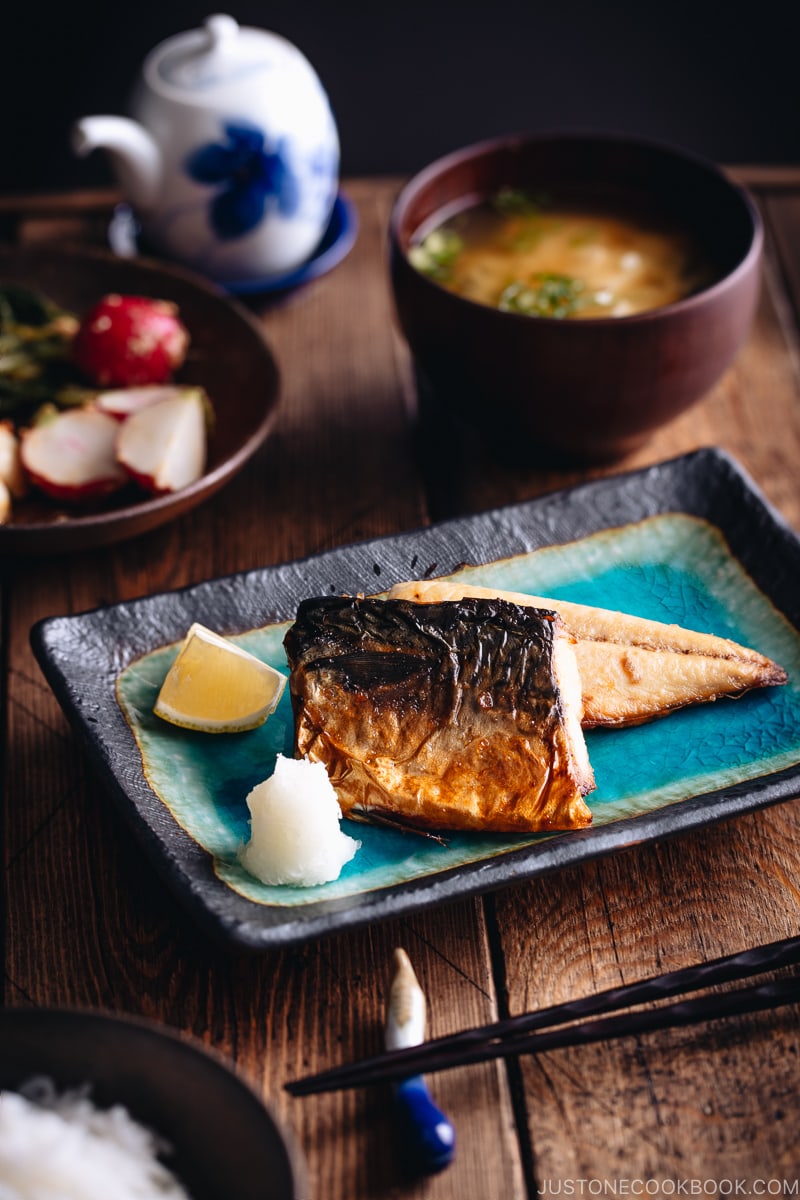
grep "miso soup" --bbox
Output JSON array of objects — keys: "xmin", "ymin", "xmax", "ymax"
[{"xmin": 409, "ymin": 189, "xmax": 714, "ymax": 318}]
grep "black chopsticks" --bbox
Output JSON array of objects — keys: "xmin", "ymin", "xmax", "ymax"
[{"xmin": 285, "ymin": 934, "xmax": 800, "ymax": 1097}]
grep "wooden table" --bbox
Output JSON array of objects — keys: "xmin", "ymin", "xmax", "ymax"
[{"xmin": 3, "ymin": 171, "xmax": 800, "ymax": 1197}]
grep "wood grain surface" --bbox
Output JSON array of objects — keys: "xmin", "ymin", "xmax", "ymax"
[{"xmin": 2, "ymin": 175, "xmax": 800, "ymax": 1198}]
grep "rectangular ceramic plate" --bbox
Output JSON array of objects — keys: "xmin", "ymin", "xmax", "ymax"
[{"xmin": 32, "ymin": 449, "xmax": 800, "ymax": 950}]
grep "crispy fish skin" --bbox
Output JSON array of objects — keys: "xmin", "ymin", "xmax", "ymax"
[
  {"xmin": 284, "ymin": 596, "xmax": 594, "ymax": 835},
  {"xmin": 388, "ymin": 580, "xmax": 788, "ymax": 727}
]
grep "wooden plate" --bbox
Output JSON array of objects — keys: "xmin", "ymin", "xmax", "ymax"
[{"xmin": 0, "ymin": 245, "xmax": 280, "ymax": 554}]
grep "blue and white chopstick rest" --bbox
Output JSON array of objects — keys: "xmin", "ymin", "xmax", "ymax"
[{"xmin": 385, "ymin": 948, "xmax": 456, "ymax": 1174}]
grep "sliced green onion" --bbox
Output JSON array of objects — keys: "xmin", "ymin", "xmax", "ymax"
[
  {"xmin": 409, "ymin": 228, "xmax": 464, "ymax": 281},
  {"xmin": 499, "ymin": 273, "xmax": 585, "ymax": 318}
]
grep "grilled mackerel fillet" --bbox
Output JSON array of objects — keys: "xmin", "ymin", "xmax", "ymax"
[
  {"xmin": 388, "ymin": 580, "xmax": 788, "ymax": 728},
  {"xmin": 284, "ymin": 596, "xmax": 594, "ymax": 835}
]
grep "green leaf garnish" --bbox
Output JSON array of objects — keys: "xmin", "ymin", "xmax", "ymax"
[
  {"xmin": 0, "ymin": 283, "xmax": 80, "ymax": 420},
  {"xmin": 499, "ymin": 273, "xmax": 585, "ymax": 318},
  {"xmin": 492, "ymin": 187, "xmax": 549, "ymax": 216},
  {"xmin": 409, "ymin": 229, "xmax": 464, "ymax": 281}
]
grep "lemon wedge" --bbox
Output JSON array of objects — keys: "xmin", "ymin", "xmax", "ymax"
[{"xmin": 153, "ymin": 623, "xmax": 287, "ymax": 733}]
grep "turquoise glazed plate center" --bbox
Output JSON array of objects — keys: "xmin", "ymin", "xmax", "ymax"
[{"xmin": 116, "ymin": 512, "xmax": 800, "ymax": 909}]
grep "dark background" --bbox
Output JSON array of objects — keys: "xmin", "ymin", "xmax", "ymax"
[{"xmin": 4, "ymin": 1, "xmax": 799, "ymax": 194}]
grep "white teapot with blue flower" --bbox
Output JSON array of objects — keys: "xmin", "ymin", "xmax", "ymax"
[{"xmin": 72, "ymin": 14, "xmax": 340, "ymax": 285}]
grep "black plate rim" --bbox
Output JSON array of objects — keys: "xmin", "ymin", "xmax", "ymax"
[{"xmin": 30, "ymin": 447, "xmax": 800, "ymax": 949}]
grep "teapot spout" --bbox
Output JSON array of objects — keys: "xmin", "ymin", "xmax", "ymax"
[{"xmin": 72, "ymin": 116, "xmax": 162, "ymax": 212}]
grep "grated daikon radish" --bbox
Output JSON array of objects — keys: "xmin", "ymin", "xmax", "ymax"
[{"xmin": 239, "ymin": 754, "xmax": 360, "ymax": 886}]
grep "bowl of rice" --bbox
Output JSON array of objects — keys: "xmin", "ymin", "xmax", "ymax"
[{"xmin": 0, "ymin": 1007, "xmax": 308, "ymax": 1200}]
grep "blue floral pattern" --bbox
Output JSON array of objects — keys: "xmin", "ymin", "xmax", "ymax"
[{"xmin": 185, "ymin": 123, "xmax": 300, "ymax": 240}]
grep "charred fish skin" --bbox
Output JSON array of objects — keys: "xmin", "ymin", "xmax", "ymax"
[{"xmin": 284, "ymin": 596, "xmax": 593, "ymax": 835}]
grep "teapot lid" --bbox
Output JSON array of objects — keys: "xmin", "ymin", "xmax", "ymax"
[{"xmin": 147, "ymin": 13, "xmax": 303, "ymax": 96}]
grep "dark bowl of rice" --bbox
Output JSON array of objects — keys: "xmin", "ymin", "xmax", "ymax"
[{"xmin": 0, "ymin": 1007, "xmax": 308, "ymax": 1200}]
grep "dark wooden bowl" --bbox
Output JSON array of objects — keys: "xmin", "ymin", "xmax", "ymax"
[
  {"xmin": 0, "ymin": 245, "xmax": 280, "ymax": 554},
  {"xmin": 390, "ymin": 132, "xmax": 762, "ymax": 463},
  {"xmin": 0, "ymin": 1007, "xmax": 308, "ymax": 1200}
]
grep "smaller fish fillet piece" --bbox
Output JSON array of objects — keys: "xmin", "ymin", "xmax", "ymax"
[
  {"xmin": 284, "ymin": 596, "xmax": 594, "ymax": 835},
  {"xmin": 388, "ymin": 580, "xmax": 787, "ymax": 728}
]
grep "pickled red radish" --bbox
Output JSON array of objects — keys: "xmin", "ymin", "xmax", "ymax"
[
  {"xmin": 116, "ymin": 389, "xmax": 206, "ymax": 494},
  {"xmin": 20, "ymin": 409, "xmax": 127, "ymax": 503}
]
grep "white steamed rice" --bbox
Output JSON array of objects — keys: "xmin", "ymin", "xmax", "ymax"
[{"xmin": 0, "ymin": 1076, "xmax": 191, "ymax": 1199}]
